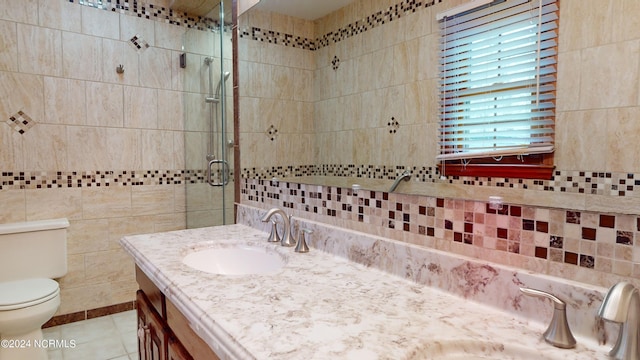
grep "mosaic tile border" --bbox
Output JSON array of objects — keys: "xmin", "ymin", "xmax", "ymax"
[
  {"xmin": 241, "ymin": 178, "xmax": 640, "ymax": 278},
  {"xmin": 242, "ymin": 164, "xmax": 436, "ymax": 181},
  {"xmin": 74, "ymin": 0, "xmax": 444, "ymax": 48},
  {"xmin": 239, "ymin": 27, "xmax": 316, "ymax": 50},
  {"xmin": 239, "ymin": 0, "xmax": 445, "ymax": 51},
  {"xmin": 242, "ymin": 165, "xmax": 640, "ymax": 197},
  {"xmin": 71, "ymin": 0, "xmax": 231, "ymax": 32},
  {"xmin": 315, "ymin": 0, "xmax": 443, "ymax": 50},
  {"xmin": 0, "ymin": 169, "xmax": 233, "ymax": 190}
]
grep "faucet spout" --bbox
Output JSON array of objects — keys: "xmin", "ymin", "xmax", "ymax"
[
  {"xmin": 260, "ymin": 208, "xmax": 296, "ymax": 247},
  {"xmin": 389, "ymin": 170, "xmax": 412, "ymax": 193},
  {"xmin": 598, "ymin": 282, "xmax": 640, "ymax": 360}
]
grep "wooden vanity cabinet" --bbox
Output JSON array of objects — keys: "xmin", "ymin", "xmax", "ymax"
[
  {"xmin": 137, "ymin": 290, "xmax": 168, "ymax": 360},
  {"xmin": 168, "ymin": 337, "xmax": 193, "ymax": 360},
  {"xmin": 136, "ymin": 265, "xmax": 220, "ymax": 360}
]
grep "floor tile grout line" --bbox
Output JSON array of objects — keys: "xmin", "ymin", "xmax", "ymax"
[{"xmin": 44, "ymin": 310, "xmax": 138, "ymax": 360}]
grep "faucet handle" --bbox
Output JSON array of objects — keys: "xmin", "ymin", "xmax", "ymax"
[
  {"xmin": 267, "ymin": 219, "xmax": 281, "ymax": 243},
  {"xmin": 520, "ymin": 287, "xmax": 576, "ymax": 349},
  {"xmin": 295, "ymin": 228, "xmax": 312, "ymax": 253}
]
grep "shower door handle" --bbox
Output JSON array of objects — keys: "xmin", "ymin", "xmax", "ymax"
[{"xmin": 207, "ymin": 159, "xmax": 230, "ymax": 186}]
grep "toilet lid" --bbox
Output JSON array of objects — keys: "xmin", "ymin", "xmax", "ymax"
[{"xmin": 0, "ymin": 278, "xmax": 59, "ymax": 311}]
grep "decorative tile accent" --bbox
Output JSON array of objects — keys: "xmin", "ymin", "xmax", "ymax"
[
  {"xmin": 566, "ymin": 211, "xmax": 581, "ymax": 224},
  {"xmin": 265, "ymin": 125, "xmax": 278, "ymax": 141},
  {"xmin": 616, "ymin": 231, "xmax": 633, "ymax": 245},
  {"xmin": 129, "ymin": 35, "xmax": 149, "ymax": 52},
  {"xmin": 331, "ymin": 55, "xmax": 340, "ymax": 70},
  {"xmin": 388, "ymin": 117, "xmax": 399, "ymax": 134},
  {"xmin": 580, "ymin": 255, "xmax": 595, "ymax": 269},
  {"xmin": 550, "ymin": 236, "xmax": 563, "ymax": 248},
  {"xmin": 6, "ymin": 111, "xmax": 36, "ymax": 134}
]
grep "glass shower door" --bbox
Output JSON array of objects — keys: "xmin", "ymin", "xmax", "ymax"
[{"xmin": 183, "ymin": 0, "xmax": 234, "ymax": 228}]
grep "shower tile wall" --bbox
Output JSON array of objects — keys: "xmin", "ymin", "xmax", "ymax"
[
  {"xmin": 0, "ymin": 0, "xmax": 229, "ymax": 320},
  {"xmin": 238, "ymin": 0, "xmax": 640, "ymax": 288}
]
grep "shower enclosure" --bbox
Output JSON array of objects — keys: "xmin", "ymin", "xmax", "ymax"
[{"xmin": 183, "ymin": 0, "xmax": 234, "ymax": 228}]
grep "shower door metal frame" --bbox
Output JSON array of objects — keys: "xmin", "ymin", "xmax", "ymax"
[
  {"xmin": 209, "ymin": 0, "xmax": 229, "ymax": 223},
  {"xmin": 184, "ymin": 0, "xmax": 233, "ymax": 228}
]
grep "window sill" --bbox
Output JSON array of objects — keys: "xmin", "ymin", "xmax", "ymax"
[{"xmin": 438, "ymin": 164, "xmax": 555, "ymax": 180}]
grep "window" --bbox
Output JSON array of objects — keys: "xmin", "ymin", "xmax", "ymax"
[{"xmin": 437, "ymin": 0, "xmax": 558, "ymax": 179}]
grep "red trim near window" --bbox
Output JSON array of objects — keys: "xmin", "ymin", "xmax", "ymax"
[{"xmin": 439, "ymin": 164, "xmax": 554, "ymax": 180}]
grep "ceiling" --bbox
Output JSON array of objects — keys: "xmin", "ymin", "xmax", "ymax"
[{"xmin": 254, "ymin": 0, "xmax": 355, "ymax": 20}]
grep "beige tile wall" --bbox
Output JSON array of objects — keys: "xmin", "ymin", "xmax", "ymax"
[
  {"xmin": 0, "ymin": 0, "xmax": 232, "ymax": 316},
  {"xmin": 237, "ymin": 10, "xmax": 316, "ymax": 169},
  {"xmin": 239, "ymin": 0, "xmax": 640, "ymax": 204}
]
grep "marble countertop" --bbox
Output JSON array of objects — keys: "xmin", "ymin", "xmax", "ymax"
[{"xmin": 121, "ymin": 224, "xmax": 608, "ymax": 359}]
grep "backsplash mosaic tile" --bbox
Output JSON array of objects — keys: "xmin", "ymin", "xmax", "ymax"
[
  {"xmin": 241, "ymin": 178, "xmax": 640, "ymax": 283},
  {"xmin": 242, "ymin": 164, "xmax": 430, "ymax": 181}
]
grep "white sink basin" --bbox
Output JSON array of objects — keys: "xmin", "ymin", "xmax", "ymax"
[
  {"xmin": 409, "ymin": 340, "xmax": 564, "ymax": 359},
  {"xmin": 182, "ymin": 244, "xmax": 286, "ymax": 275}
]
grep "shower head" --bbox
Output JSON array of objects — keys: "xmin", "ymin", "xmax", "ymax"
[{"xmin": 215, "ymin": 71, "xmax": 231, "ymax": 99}]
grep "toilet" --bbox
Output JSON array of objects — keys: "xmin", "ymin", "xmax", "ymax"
[{"xmin": 0, "ymin": 218, "xmax": 69, "ymax": 360}]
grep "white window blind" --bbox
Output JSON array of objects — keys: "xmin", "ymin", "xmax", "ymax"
[{"xmin": 437, "ymin": 0, "xmax": 558, "ymax": 161}]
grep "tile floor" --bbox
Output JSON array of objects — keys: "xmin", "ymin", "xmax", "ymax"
[{"xmin": 43, "ymin": 310, "xmax": 138, "ymax": 360}]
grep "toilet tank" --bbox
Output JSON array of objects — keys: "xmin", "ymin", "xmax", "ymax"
[{"xmin": 0, "ymin": 218, "xmax": 69, "ymax": 282}]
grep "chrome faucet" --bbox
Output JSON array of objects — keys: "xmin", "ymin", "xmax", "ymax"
[
  {"xmin": 520, "ymin": 287, "xmax": 576, "ymax": 348},
  {"xmin": 598, "ymin": 282, "xmax": 640, "ymax": 360},
  {"xmin": 260, "ymin": 208, "xmax": 296, "ymax": 247},
  {"xmin": 389, "ymin": 170, "xmax": 411, "ymax": 193}
]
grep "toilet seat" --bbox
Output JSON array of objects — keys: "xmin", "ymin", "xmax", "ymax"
[{"xmin": 0, "ymin": 278, "xmax": 59, "ymax": 311}]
